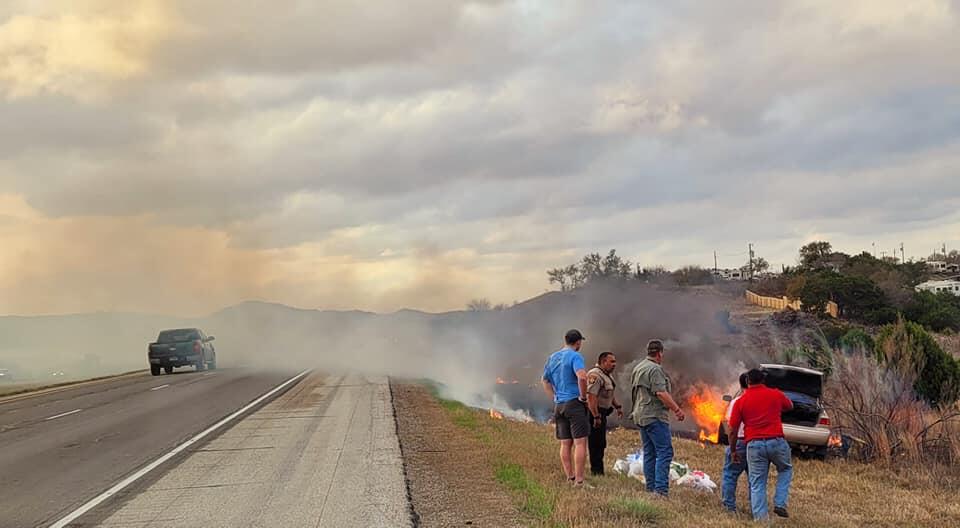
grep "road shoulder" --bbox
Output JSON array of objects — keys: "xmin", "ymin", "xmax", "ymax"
[
  {"xmin": 391, "ymin": 383, "xmax": 523, "ymax": 528},
  {"xmin": 85, "ymin": 372, "xmax": 411, "ymax": 528}
]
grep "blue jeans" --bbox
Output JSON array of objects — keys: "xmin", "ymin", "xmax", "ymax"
[
  {"xmin": 639, "ymin": 420, "xmax": 673, "ymax": 495},
  {"xmin": 722, "ymin": 440, "xmax": 749, "ymax": 512},
  {"xmin": 747, "ymin": 437, "xmax": 793, "ymax": 520}
]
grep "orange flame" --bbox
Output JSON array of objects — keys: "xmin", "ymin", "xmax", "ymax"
[
  {"xmin": 489, "ymin": 408, "xmax": 504, "ymax": 420},
  {"xmin": 828, "ymin": 432, "xmax": 843, "ymax": 448},
  {"xmin": 496, "ymin": 377, "xmax": 519, "ymax": 385},
  {"xmin": 687, "ymin": 383, "xmax": 724, "ymax": 445}
]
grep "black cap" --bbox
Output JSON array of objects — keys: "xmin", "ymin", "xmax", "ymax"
[
  {"xmin": 646, "ymin": 339, "xmax": 664, "ymax": 354},
  {"xmin": 565, "ymin": 329, "xmax": 585, "ymax": 345}
]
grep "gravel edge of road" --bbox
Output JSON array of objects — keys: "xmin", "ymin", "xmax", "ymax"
[
  {"xmin": 389, "ymin": 378, "xmax": 423, "ymax": 528},
  {"xmin": 390, "ymin": 382, "xmax": 524, "ymax": 528}
]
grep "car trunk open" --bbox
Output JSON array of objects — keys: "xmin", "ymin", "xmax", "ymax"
[{"xmin": 763, "ymin": 367, "xmax": 823, "ymax": 427}]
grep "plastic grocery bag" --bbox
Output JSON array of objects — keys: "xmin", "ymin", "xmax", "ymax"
[
  {"xmin": 669, "ymin": 461, "xmax": 689, "ymax": 481},
  {"xmin": 612, "ymin": 459, "xmax": 631, "ymax": 475},
  {"xmin": 676, "ymin": 470, "xmax": 718, "ymax": 492}
]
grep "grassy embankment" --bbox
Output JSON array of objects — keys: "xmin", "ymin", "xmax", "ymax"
[{"xmin": 436, "ymin": 397, "xmax": 960, "ymax": 527}]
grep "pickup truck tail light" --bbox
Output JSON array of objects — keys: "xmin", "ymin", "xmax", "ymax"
[
  {"xmin": 193, "ymin": 340, "xmax": 202, "ymax": 353},
  {"xmin": 818, "ymin": 417, "xmax": 830, "ymax": 427}
]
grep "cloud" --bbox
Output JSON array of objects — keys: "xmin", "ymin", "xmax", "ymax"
[{"xmin": 0, "ymin": 0, "xmax": 959, "ymax": 314}]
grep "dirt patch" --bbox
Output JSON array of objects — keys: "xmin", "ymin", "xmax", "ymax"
[{"xmin": 391, "ymin": 382, "xmax": 523, "ymax": 528}]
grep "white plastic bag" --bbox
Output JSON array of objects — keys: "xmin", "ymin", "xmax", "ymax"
[
  {"xmin": 676, "ymin": 470, "xmax": 717, "ymax": 492},
  {"xmin": 612, "ymin": 459, "xmax": 631, "ymax": 475},
  {"xmin": 668, "ymin": 461, "xmax": 689, "ymax": 481}
]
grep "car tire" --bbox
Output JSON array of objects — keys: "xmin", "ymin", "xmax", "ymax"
[
  {"xmin": 164, "ymin": 366, "xmax": 174, "ymax": 375},
  {"xmin": 151, "ymin": 365, "xmax": 161, "ymax": 376},
  {"xmin": 812, "ymin": 446, "xmax": 828, "ymax": 460}
]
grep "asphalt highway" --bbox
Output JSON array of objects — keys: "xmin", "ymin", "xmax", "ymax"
[{"xmin": 0, "ymin": 368, "xmax": 294, "ymax": 527}]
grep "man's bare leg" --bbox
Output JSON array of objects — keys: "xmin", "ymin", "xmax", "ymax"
[
  {"xmin": 559, "ymin": 439, "xmax": 574, "ymax": 479},
  {"xmin": 573, "ymin": 437, "xmax": 588, "ymax": 482}
]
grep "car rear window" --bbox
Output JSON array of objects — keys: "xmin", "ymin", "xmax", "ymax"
[{"xmin": 158, "ymin": 329, "xmax": 200, "ymax": 343}]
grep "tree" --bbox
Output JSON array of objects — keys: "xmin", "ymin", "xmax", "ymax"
[
  {"xmin": 905, "ymin": 291, "xmax": 960, "ymax": 332},
  {"xmin": 466, "ymin": 298, "xmax": 492, "ymax": 312},
  {"xmin": 839, "ymin": 328, "xmax": 875, "ymax": 352},
  {"xmin": 601, "ymin": 249, "xmax": 633, "ymax": 278},
  {"xmin": 636, "ymin": 265, "xmax": 668, "ymax": 281},
  {"xmin": 575, "ymin": 249, "xmax": 633, "ymax": 284},
  {"xmin": 547, "ymin": 268, "xmax": 570, "ymax": 292},
  {"xmin": 672, "ymin": 266, "xmax": 714, "ymax": 286},
  {"xmin": 927, "ymin": 249, "xmax": 960, "ymax": 264},
  {"xmin": 565, "ymin": 264, "xmax": 584, "ymax": 289},
  {"xmin": 875, "ymin": 318, "xmax": 960, "ymax": 406},
  {"xmin": 799, "ymin": 241, "xmax": 833, "ymax": 269},
  {"xmin": 793, "ymin": 271, "xmax": 892, "ymax": 323},
  {"xmin": 742, "ymin": 256, "xmax": 770, "ymax": 276}
]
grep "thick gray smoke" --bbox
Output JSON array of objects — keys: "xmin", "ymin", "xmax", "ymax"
[{"xmin": 0, "ymin": 282, "xmax": 765, "ymax": 434}]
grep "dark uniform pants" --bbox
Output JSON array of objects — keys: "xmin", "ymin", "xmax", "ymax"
[{"xmin": 588, "ymin": 407, "xmax": 613, "ymax": 475}]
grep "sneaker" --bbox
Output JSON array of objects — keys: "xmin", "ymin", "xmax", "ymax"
[
  {"xmin": 774, "ymin": 506, "xmax": 789, "ymax": 518},
  {"xmin": 573, "ymin": 480, "xmax": 596, "ymax": 489}
]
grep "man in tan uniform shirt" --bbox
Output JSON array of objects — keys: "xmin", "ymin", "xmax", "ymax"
[{"xmin": 586, "ymin": 352, "xmax": 623, "ymax": 475}]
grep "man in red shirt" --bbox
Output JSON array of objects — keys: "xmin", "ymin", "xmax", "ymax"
[{"xmin": 727, "ymin": 368, "xmax": 794, "ymax": 521}]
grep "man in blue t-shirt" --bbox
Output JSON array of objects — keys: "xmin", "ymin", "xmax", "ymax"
[{"xmin": 542, "ymin": 329, "xmax": 590, "ymax": 486}]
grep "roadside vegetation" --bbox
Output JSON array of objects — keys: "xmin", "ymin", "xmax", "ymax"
[{"xmin": 433, "ymin": 394, "xmax": 960, "ymax": 527}]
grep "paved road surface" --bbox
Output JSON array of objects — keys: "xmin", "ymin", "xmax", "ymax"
[
  {"xmin": 78, "ymin": 372, "xmax": 411, "ymax": 528},
  {"xmin": 0, "ymin": 368, "xmax": 293, "ymax": 527}
]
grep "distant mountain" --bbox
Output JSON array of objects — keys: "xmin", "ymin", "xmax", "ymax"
[{"xmin": 0, "ymin": 283, "xmax": 751, "ymax": 398}]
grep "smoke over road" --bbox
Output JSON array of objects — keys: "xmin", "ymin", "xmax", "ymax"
[{"xmin": 1, "ymin": 282, "xmax": 764, "ymax": 435}]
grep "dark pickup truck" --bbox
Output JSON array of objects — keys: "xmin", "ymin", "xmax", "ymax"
[{"xmin": 148, "ymin": 328, "xmax": 217, "ymax": 376}]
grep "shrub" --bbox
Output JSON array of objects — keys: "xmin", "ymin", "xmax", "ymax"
[
  {"xmin": 825, "ymin": 349, "xmax": 960, "ymax": 465},
  {"xmin": 839, "ymin": 328, "xmax": 875, "ymax": 352},
  {"xmin": 875, "ymin": 318, "xmax": 960, "ymax": 407}
]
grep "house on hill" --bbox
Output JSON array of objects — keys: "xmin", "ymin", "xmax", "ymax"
[{"xmin": 916, "ymin": 279, "xmax": 960, "ymax": 295}]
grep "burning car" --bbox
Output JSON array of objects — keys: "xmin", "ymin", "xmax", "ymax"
[{"xmin": 718, "ymin": 364, "xmax": 831, "ymax": 459}]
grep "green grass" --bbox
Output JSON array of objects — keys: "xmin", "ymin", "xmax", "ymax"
[
  {"xmin": 438, "ymin": 398, "xmax": 481, "ymax": 431},
  {"xmin": 495, "ymin": 462, "xmax": 555, "ymax": 521},
  {"xmin": 605, "ymin": 498, "xmax": 665, "ymax": 524}
]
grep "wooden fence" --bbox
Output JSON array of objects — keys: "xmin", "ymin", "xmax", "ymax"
[{"xmin": 745, "ymin": 290, "xmax": 839, "ymax": 318}]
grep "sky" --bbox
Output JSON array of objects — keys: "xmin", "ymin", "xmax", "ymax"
[{"xmin": 1, "ymin": 0, "xmax": 960, "ymax": 316}]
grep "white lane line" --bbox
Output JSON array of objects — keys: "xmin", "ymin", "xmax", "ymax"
[
  {"xmin": 150, "ymin": 384, "xmax": 170, "ymax": 391},
  {"xmin": 48, "ymin": 370, "xmax": 309, "ymax": 528},
  {"xmin": 202, "ymin": 372, "xmax": 217, "ymax": 377},
  {"xmin": 45, "ymin": 409, "xmax": 82, "ymax": 421}
]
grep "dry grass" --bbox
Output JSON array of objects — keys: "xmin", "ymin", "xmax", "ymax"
[{"xmin": 437, "ymin": 396, "xmax": 960, "ymax": 527}]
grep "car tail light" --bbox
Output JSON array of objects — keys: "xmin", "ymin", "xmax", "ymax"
[
  {"xmin": 818, "ymin": 417, "xmax": 830, "ymax": 426},
  {"xmin": 194, "ymin": 340, "xmax": 202, "ymax": 353}
]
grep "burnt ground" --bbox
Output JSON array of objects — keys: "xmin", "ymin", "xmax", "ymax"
[{"xmin": 391, "ymin": 382, "xmax": 523, "ymax": 528}]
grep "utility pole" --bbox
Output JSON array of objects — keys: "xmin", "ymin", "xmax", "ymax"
[
  {"xmin": 901, "ymin": 242, "xmax": 905, "ymax": 264},
  {"xmin": 944, "ymin": 243, "xmax": 948, "ymax": 258},
  {"xmin": 748, "ymin": 243, "xmax": 755, "ymax": 281},
  {"xmin": 714, "ymin": 251, "xmax": 718, "ymax": 274}
]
